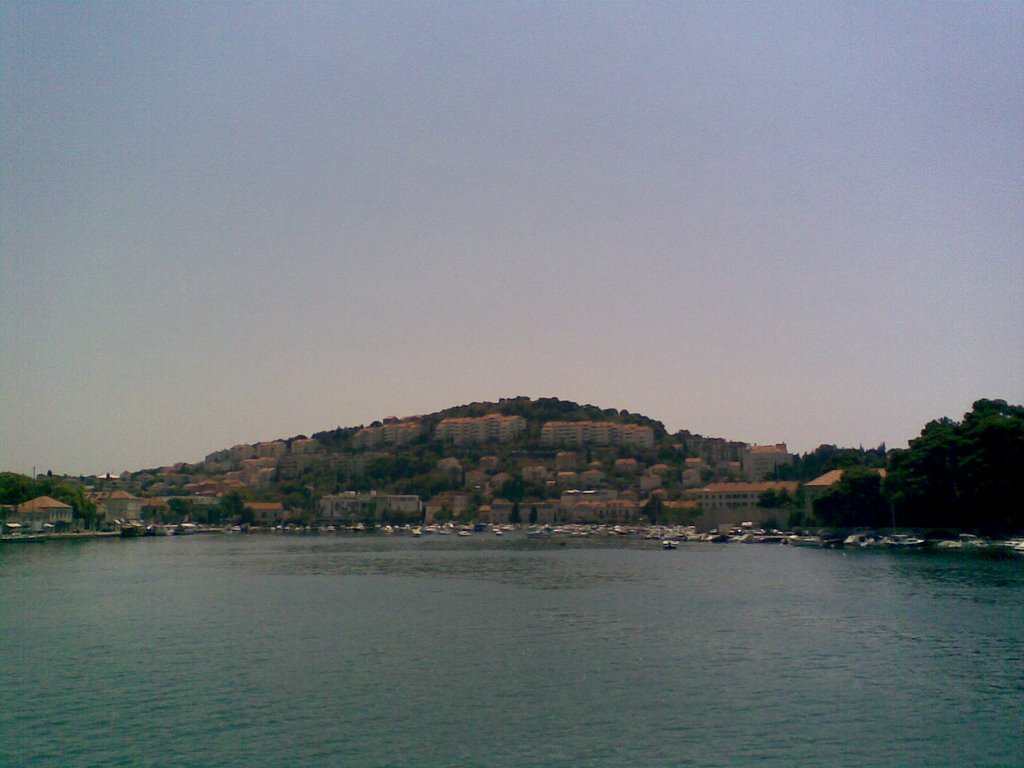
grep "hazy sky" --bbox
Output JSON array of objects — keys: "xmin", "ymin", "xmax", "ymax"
[{"xmin": 2, "ymin": 1, "xmax": 1022, "ymax": 475}]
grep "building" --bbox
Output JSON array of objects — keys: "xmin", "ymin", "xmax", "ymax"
[
  {"xmin": 435, "ymin": 414, "xmax": 527, "ymax": 446},
  {"xmin": 229, "ymin": 443, "xmax": 256, "ymax": 462},
  {"xmin": 614, "ymin": 458, "xmax": 639, "ymax": 474},
  {"xmin": 243, "ymin": 501, "xmax": 286, "ymax": 525},
  {"xmin": 569, "ymin": 498, "xmax": 640, "ymax": 524},
  {"xmin": 14, "ymin": 496, "xmax": 74, "ymax": 532},
  {"xmin": 105, "ymin": 490, "xmax": 143, "ymax": 522},
  {"xmin": 318, "ymin": 492, "xmax": 422, "ymax": 524},
  {"xmin": 424, "ymin": 492, "xmax": 473, "ymax": 523},
  {"xmin": 521, "ymin": 465, "xmax": 549, "ymax": 483},
  {"xmin": 639, "ymin": 473, "xmax": 662, "ymax": 493},
  {"xmin": 255, "ymin": 441, "xmax": 287, "ymax": 459},
  {"xmin": 290, "ymin": 438, "xmax": 321, "ymax": 455},
  {"xmin": 693, "ymin": 481, "xmax": 801, "ymax": 532},
  {"xmin": 802, "ymin": 468, "xmax": 887, "ymax": 519},
  {"xmin": 675, "ymin": 431, "xmax": 746, "ymax": 465},
  {"xmin": 541, "ymin": 421, "xmax": 655, "ymax": 450},
  {"xmin": 742, "ymin": 444, "xmax": 793, "ymax": 481},
  {"xmin": 488, "ymin": 499, "xmax": 559, "ymax": 525},
  {"xmin": 352, "ymin": 419, "xmax": 424, "ymax": 449}
]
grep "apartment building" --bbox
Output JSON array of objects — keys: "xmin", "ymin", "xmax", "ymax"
[
  {"xmin": 352, "ymin": 419, "xmax": 424, "ymax": 449},
  {"xmin": 541, "ymin": 421, "xmax": 655, "ymax": 450},
  {"xmin": 742, "ymin": 444, "xmax": 793, "ymax": 481}
]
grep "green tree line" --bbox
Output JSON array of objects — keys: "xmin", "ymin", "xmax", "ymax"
[{"xmin": 811, "ymin": 399, "xmax": 1023, "ymax": 533}]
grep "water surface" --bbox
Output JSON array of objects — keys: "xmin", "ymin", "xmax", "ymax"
[{"xmin": 2, "ymin": 535, "xmax": 1022, "ymax": 767}]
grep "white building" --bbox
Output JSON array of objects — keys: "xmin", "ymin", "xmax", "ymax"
[
  {"xmin": 742, "ymin": 444, "xmax": 793, "ymax": 481},
  {"xmin": 318, "ymin": 492, "xmax": 421, "ymax": 523},
  {"xmin": 435, "ymin": 414, "xmax": 526, "ymax": 445},
  {"xmin": 541, "ymin": 421, "xmax": 654, "ymax": 450}
]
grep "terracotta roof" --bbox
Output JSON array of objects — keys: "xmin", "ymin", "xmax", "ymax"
[
  {"xmin": 806, "ymin": 468, "xmax": 887, "ymax": 487},
  {"xmin": 699, "ymin": 481, "xmax": 800, "ymax": 493},
  {"xmin": 805, "ymin": 470, "xmax": 845, "ymax": 487},
  {"xmin": 107, "ymin": 490, "xmax": 139, "ymax": 499},
  {"xmin": 17, "ymin": 496, "xmax": 72, "ymax": 512},
  {"xmin": 243, "ymin": 502, "xmax": 283, "ymax": 511}
]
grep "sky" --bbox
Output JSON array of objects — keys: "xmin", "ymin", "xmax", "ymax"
[{"xmin": 2, "ymin": 1, "xmax": 1022, "ymax": 476}]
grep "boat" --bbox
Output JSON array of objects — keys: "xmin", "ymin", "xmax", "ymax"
[
  {"xmin": 661, "ymin": 539, "xmax": 678, "ymax": 550},
  {"xmin": 882, "ymin": 534, "xmax": 927, "ymax": 548},
  {"xmin": 958, "ymin": 533, "xmax": 988, "ymax": 548},
  {"xmin": 843, "ymin": 533, "xmax": 879, "ymax": 548},
  {"xmin": 787, "ymin": 535, "xmax": 822, "ymax": 547},
  {"xmin": 120, "ymin": 522, "xmax": 143, "ymax": 538}
]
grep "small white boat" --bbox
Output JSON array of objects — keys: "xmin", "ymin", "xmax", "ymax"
[
  {"xmin": 661, "ymin": 539, "xmax": 678, "ymax": 550},
  {"xmin": 883, "ymin": 534, "xmax": 927, "ymax": 548},
  {"xmin": 787, "ymin": 535, "xmax": 822, "ymax": 547}
]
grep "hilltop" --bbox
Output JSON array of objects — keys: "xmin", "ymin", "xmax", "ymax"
[{"xmin": 51, "ymin": 397, "xmax": 749, "ymax": 521}]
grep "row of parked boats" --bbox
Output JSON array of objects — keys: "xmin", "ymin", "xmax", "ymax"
[
  {"xmin": 114, "ymin": 520, "xmax": 1024, "ymax": 556},
  {"xmin": 652, "ymin": 525, "xmax": 1024, "ymax": 554}
]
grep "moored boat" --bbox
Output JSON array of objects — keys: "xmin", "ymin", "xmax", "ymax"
[{"xmin": 882, "ymin": 534, "xmax": 927, "ymax": 548}]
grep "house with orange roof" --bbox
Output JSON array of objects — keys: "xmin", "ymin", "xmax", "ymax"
[
  {"xmin": 15, "ymin": 496, "xmax": 73, "ymax": 532},
  {"xmin": 243, "ymin": 501, "xmax": 286, "ymax": 525}
]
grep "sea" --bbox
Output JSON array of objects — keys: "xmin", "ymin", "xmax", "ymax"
[{"xmin": 1, "ymin": 533, "xmax": 1022, "ymax": 768}]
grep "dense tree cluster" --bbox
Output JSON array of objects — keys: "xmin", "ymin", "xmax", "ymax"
[
  {"xmin": 0, "ymin": 472, "xmax": 98, "ymax": 526},
  {"xmin": 885, "ymin": 399, "xmax": 1023, "ymax": 534},
  {"xmin": 773, "ymin": 444, "xmax": 887, "ymax": 482},
  {"xmin": 810, "ymin": 399, "xmax": 1024, "ymax": 534}
]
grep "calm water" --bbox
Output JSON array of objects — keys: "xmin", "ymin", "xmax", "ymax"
[{"xmin": 1, "ymin": 534, "xmax": 1022, "ymax": 767}]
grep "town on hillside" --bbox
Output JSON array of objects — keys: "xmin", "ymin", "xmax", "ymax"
[{"xmin": 2, "ymin": 397, "xmax": 1021, "ymax": 539}]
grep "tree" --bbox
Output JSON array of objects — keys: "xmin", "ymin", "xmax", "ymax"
[
  {"xmin": 509, "ymin": 502, "xmax": 521, "ymax": 524},
  {"xmin": 883, "ymin": 399, "xmax": 1024, "ymax": 533},
  {"xmin": 0, "ymin": 472, "xmax": 33, "ymax": 505},
  {"xmin": 813, "ymin": 468, "xmax": 889, "ymax": 528},
  {"xmin": 646, "ymin": 495, "xmax": 663, "ymax": 524},
  {"xmin": 167, "ymin": 497, "xmax": 195, "ymax": 521},
  {"xmin": 500, "ymin": 474, "xmax": 525, "ymax": 502},
  {"xmin": 218, "ymin": 492, "xmax": 245, "ymax": 523}
]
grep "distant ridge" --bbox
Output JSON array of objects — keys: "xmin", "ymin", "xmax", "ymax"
[{"xmin": 310, "ymin": 396, "xmax": 669, "ymax": 448}]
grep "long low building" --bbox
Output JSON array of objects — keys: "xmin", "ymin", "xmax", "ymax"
[
  {"xmin": 318, "ymin": 492, "xmax": 422, "ymax": 523},
  {"xmin": 435, "ymin": 414, "xmax": 527, "ymax": 445},
  {"xmin": 540, "ymin": 421, "xmax": 655, "ymax": 450},
  {"xmin": 692, "ymin": 481, "xmax": 801, "ymax": 532}
]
